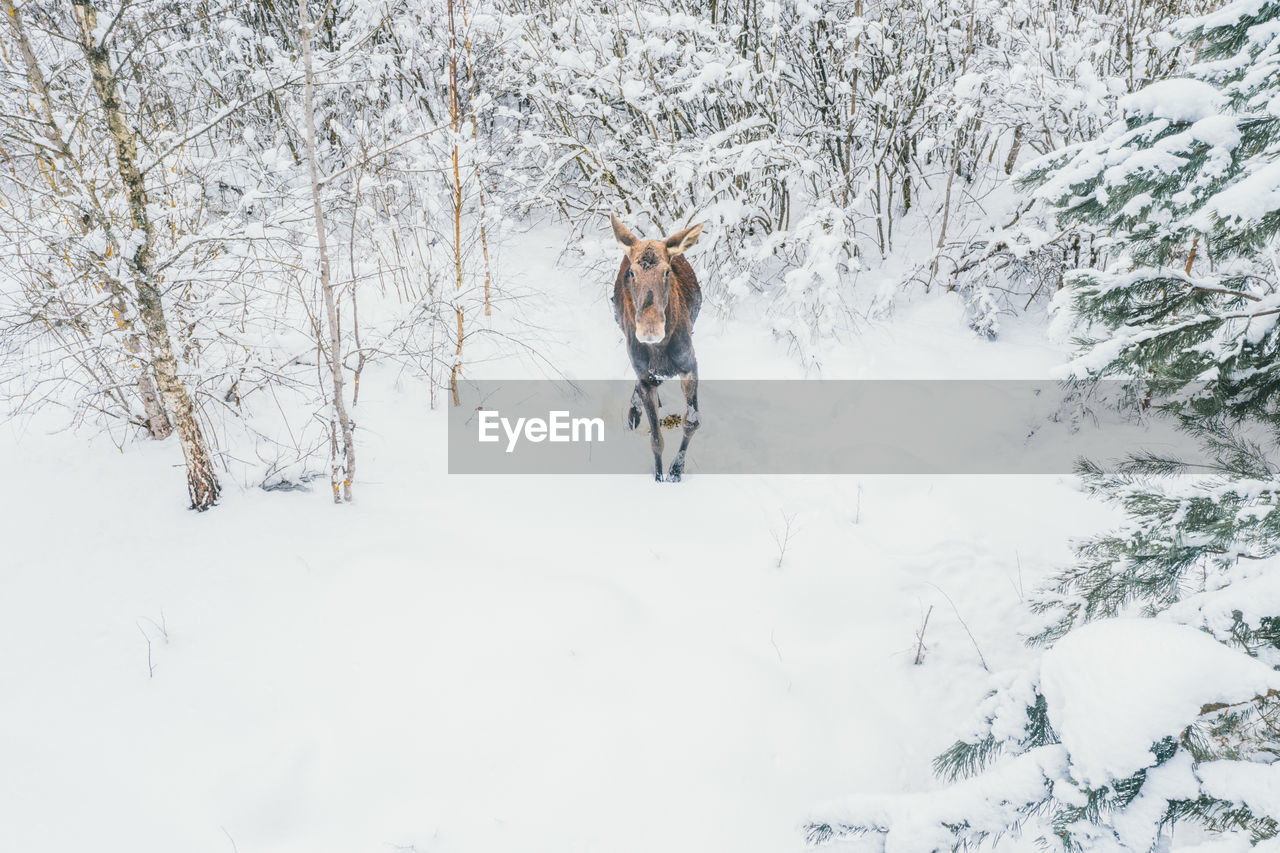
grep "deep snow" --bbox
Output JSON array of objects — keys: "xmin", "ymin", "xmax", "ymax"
[{"xmin": 0, "ymin": 226, "xmax": 1117, "ymax": 853}]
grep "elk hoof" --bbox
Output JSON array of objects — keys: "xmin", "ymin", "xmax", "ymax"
[
  {"xmin": 666, "ymin": 452, "xmax": 685, "ymax": 482},
  {"xmin": 627, "ymin": 407, "xmax": 641, "ymax": 430}
]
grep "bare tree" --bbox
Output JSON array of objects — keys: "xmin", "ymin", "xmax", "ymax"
[{"xmin": 299, "ymin": 0, "xmax": 356, "ymax": 502}]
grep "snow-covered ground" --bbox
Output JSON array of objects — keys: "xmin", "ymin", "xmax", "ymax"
[{"xmin": 0, "ymin": 226, "xmax": 1117, "ymax": 853}]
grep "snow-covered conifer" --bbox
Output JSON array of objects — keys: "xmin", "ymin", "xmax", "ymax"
[{"xmin": 810, "ymin": 2, "xmax": 1280, "ymax": 848}]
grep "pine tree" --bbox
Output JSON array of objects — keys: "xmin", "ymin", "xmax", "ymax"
[
  {"xmin": 808, "ymin": 1, "xmax": 1280, "ymax": 849},
  {"xmin": 1021, "ymin": 0, "xmax": 1280, "ymax": 418},
  {"xmin": 1023, "ymin": 0, "xmax": 1280, "ymax": 645}
]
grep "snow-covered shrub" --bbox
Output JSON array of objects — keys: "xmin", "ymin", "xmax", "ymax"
[
  {"xmin": 0, "ymin": 0, "xmax": 504, "ymax": 491},
  {"xmin": 483, "ymin": 0, "xmax": 1212, "ymax": 355}
]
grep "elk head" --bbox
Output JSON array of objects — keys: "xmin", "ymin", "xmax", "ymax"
[{"xmin": 610, "ymin": 214, "xmax": 704, "ymax": 344}]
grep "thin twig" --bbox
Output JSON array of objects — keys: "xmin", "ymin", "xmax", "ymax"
[
  {"xmin": 914, "ymin": 604, "xmax": 934, "ymax": 665},
  {"xmin": 136, "ymin": 623, "xmax": 155, "ymax": 678},
  {"xmin": 772, "ymin": 511, "xmax": 798, "ymax": 569},
  {"xmin": 926, "ymin": 582, "xmax": 990, "ymax": 671}
]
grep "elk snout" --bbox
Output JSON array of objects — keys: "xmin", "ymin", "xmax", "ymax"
[
  {"xmin": 636, "ymin": 313, "xmax": 665, "ymax": 343},
  {"xmin": 635, "ymin": 290, "xmax": 665, "ymax": 342}
]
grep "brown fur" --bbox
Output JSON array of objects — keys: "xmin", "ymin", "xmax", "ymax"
[
  {"xmin": 613, "ymin": 250, "xmax": 700, "ymax": 343},
  {"xmin": 607, "ymin": 214, "xmax": 705, "ymax": 481}
]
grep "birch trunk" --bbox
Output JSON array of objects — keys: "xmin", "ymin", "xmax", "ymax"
[
  {"xmin": 459, "ymin": 0, "xmax": 493, "ymax": 317},
  {"xmin": 448, "ymin": 0, "xmax": 465, "ymax": 405},
  {"xmin": 5, "ymin": 0, "xmax": 171, "ymax": 438},
  {"xmin": 299, "ymin": 0, "xmax": 356, "ymax": 502},
  {"xmin": 70, "ymin": 0, "xmax": 220, "ymax": 510}
]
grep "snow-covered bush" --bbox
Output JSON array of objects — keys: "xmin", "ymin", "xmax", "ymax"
[
  {"xmin": 488, "ymin": 0, "xmax": 1212, "ymax": 355},
  {"xmin": 0, "ymin": 0, "xmax": 503, "ymax": 494}
]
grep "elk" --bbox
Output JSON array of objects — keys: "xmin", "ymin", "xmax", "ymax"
[{"xmin": 609, "ymin": 213, "xmax": 705, "ymax": 482}]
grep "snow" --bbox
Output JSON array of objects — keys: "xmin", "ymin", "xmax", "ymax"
[
  {"xmin": 1179, "ymin": 0, "xmax": 1270, "ymax": 33},
  {"xmin": 808, "ymin": 745, "xmax": 1069, "ymax": 853},
  {"xmin": 1199, "ymin": 761, "xmax": 1280, "ymax": 819},
  {"xmin": 1120, "ymin": 79, "xmax": 1222, "ymax": 122},
  {"xmin": 1204, "ymin": 160, "xmax": 1280, "ymax": 224},
  {"xmin": 620, "ymin": 78, "xmax": 646, "ymax": 102},
  {"xmin": 1111, "ymin": 750, "xmax": 1202, "ymax": 850},
  {"xmin": 0, "ymin": 225, "xmax": 1118, "ymax": 853},
  {"xmin": 1164, "ymin": 565, "xmax": 1280, "ymax": 668},
  {"xmin": 0, "ymin": 412, "xmax": 1103, "ymax": 853},
  {"xmin": 1039, "ymin": 618, "xmax": 1280, "ymax": 788},
  {"xmin": 8, "ymin": 0, "xmax": 1280, "ymax": 845}
]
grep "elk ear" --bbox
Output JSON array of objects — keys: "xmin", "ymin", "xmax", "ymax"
[
  {"xmin": 665, "ymin": 222, "xmax": 704, "ymax": 256},
  {"xmin": 610, "ymin": 214, "xmax": 638, "ymax": 248}
]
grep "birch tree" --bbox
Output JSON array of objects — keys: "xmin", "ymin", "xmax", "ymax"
[
  {"xmin": 67, "ymin": 0, "xmax": 220, "ymax": 509},
  {"xmin": 297, "ymin": 0, "xmax": 356, "ymax": 502},
  {"xmin": 0, "ymin": 0, "xmax": 222, "ymax": 508}
]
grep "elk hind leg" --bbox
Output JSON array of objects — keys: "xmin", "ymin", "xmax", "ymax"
[
  {"xmin": 667, "ymin": 372, "xmax": 699, "ymax": 483},
  {"xmin": 639, "ymin": 381, "xmax": 664, "ymax": 481}
]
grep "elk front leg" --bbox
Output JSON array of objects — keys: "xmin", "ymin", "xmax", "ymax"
[
  {"xmin": 667, "ymin": 371, "xmax": 699, "ymax": 482},
  {"xmin": 639, "ymin": 380, "xmax": 663, "ymax": 481},
  {"xmin": 627, "ymin": 382, "xmax": 643, "ymax": 430}
]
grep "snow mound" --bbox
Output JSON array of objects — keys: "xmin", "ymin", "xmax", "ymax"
[
  {"xmin": 1120, "ymin": 79, "xmax": 1222, "ymax": 122},
  {"xmin": 1039, "ymin": 618, "xmax": 1280, "ymax": 788},
  {"xmin": 1199, "ymin": 760, "xmax": 1280, "ymax": 819},
  {"xmin": 807, "ymin": 746, "xmax": 1068, "ymax": 853},
  {"xmin": 1205, "ymin": 159, "xmax": 1280, "ymax": 224},
  {"xmin": 1179, "ymin": 0, "xmax": 1271, "ymax": 34}
]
